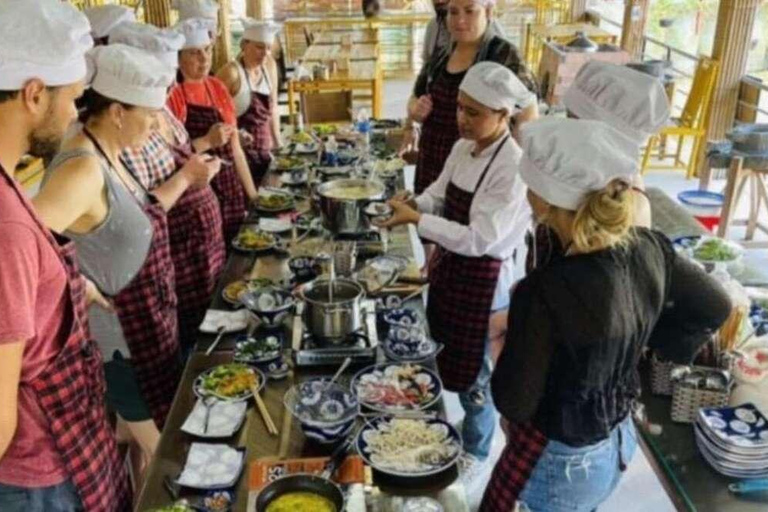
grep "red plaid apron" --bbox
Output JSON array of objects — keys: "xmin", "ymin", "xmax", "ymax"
[
  {"xmin": 181, "ymin": 81, "xmax": 248, "ymax": 246},
  {"xmin": 1, "ymin": 170, "xmax": 131, "ymax": 511},
  {"xmin": 415, "ymin": 69, "xmax": 464, "ymax": 195},
  {"xmin": 238, "ymin": 63, "xmax": 273, "ymax": 186},
  {"xmin": 427, "ymin": 136, "xmax": 508, "ymax": 392},
  {"xmin": 84, "ymin": 129, "xmax": 182, "ymax": 428},
  {"xmin": 167, "ymin": 137, "xmax": 227, "ymax": 347},
  {"xmin": 480, "ymin": 422, "xmax": 548, "ymax": 512}
]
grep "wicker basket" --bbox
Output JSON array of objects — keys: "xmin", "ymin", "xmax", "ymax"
[
  {"xmin": 650, "ymin": 356, "xmax": 676, "ymax": 396},
  {"xmin": 671, "ymin": 381, "xmax": 731, "ymax": 423}
]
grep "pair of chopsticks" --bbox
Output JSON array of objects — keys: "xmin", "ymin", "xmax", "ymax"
[{"xmin": 250, "ymin": 379, "xmax": 278, "ymax": 436}]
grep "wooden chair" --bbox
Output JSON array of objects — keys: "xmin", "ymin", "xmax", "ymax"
[
  {"xmin": 641, "ymin": 57, "xmax": 720, "ymax": 180},
  {"xmin": 301, "ymin": 91, "xmax": 353, "ymax": 125}
]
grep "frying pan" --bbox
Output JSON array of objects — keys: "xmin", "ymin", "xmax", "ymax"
[{"xmin": 254, "ymin": 437, "xmax": 350, "ymax": 511}]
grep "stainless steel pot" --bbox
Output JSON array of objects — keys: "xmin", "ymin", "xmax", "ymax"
[
  {"xmin": 317, "ymin": 178, "xmax": 385, "ymax": 234},
  {"xmin": 299, "ymin": 278, "xmax": 365, "ymax": 344}
]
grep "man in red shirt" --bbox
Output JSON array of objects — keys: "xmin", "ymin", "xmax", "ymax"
[{"xmin": 0, "ymin": 1, "xmax": 130, "ymax": 510}]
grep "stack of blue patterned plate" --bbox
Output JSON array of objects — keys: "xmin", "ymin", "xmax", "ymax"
[{"xmin": 695, "ymin": 403, "xmax": 768, "ymax": 478}]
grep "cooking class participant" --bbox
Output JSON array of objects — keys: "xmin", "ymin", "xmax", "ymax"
[
  {"xmin": 481, "ymin": 118, "xmax": 732, "ymax": 512},
  {"xmin": 218, "ymin": 19, "xmax": 283, "ymax": 185},
  {"xmin": 378, "ymin": 62, "xmax": 533, "ymax": 483},
  {"xmin": 169, "ymin": 18, "xmax": 259, "ymax": 245},
  {"xmin": 525, "ymin": 60, "xmax": 670, "ymax": 273},
  {"xmin": 0, "ymin": 1, "xmax": 130, "ymax": 509},
  {"xmin": 402, "ymin": 0, "xmax": 538, "ymax": 196},
  {"xmin": 84, "ymin": 4, "xmax": 136, "ymax": 45},
  {"xmin": 423, "ymin": 0, "xmax": 505, "ymax": 63},
  {"xmin": 34, "ymin": 45, "xmax": 184, "ymax": 444},
  {"xmin": 113, "ymin": 21, "xmax": 226, "ymax": 353}
]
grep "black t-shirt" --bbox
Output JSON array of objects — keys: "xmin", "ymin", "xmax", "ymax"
[{"xmin": 493, "ymin": 228, "xmax": 732, "ymax": 446}]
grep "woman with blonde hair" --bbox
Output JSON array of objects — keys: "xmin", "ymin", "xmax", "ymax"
[{"xmin": 481, "ymin": 118, "xmax": 731, "ymax": 512}]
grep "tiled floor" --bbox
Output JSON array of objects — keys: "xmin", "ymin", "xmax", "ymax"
[{"xmin": 379, "ymin": 78, "xmax": 767, "ymax": 511}]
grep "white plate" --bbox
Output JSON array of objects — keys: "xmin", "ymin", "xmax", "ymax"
[
  {"xmin": 177, "ymin": 443, "xmax": 245, "ymax": 489},
  {"xmin": 199, "ymin": 309, "xmax": 251, "ymax": 333},
  {"xmin": 181, "ymin": 399, "xmax": 248, "ymax": 438},
  {"xmin": 258, "ymin": 217, "xmax": 293, "ymax": 233}
]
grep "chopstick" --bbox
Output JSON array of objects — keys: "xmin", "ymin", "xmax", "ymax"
[
  {"xmin": 205, "ymin": 326, "xmax": 226, "ymax": 356},
  {"xmin": 250, "ymin": 379, "xmax": 278, "ymax": 436}
]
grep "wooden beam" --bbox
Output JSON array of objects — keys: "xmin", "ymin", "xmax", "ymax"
[
  {"xmin": 144, "ymin": 0, "xmax": 172, "ymax": 27},
  {"xmin": 212, "ymin": 0, "xmax": 232, "ymax": 73},
  {"xmin": 621, "ymin": 0, "xmax": 649, "ymax": 60},
  {"xmin": 707, "ymin": 0, "xmax": 761, "ymax": 140},
  {"xmin": 570, "ymin": 0, "xmax": 588, "ymax": 23}
]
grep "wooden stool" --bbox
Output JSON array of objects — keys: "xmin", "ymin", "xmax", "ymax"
[{"xmin": 717, "ymin": 156, "xmax": 768, "ymax": 248}]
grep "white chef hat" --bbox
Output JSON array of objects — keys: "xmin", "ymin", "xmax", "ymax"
[
  {"xmin": 564, "ymin": 61, "xmax": 670, "ymax": 144},
  {"xmin": 109, "ymin": 22, "xmax": 186, "ymax": 68},
  {"xmin": 0, "ymin": 0, "xmax": 93, "ymax": 90},
  {"xmin": 84, "ymin": 5, "xmax": 136, "ymax": 40},
  {"xmin": 520, "ymin": 118, "xmax": 638, "ymax": 211},
  {"xmin": 87, "ymin": 44, "xmax": 175, "ymax": 110},
  {"xmin": 175, "ymin": 0, "xmax": 219, "ymax": 26},
  {"xmin": 176, "ymin": 17, "xmax": 217, "ymax": 49},
  {"xmin": 459, "ymin": 61, "xmax": 536, "ymax": 114},
  {"xmin": 241, "ymin": 19, "xmax": 282, "ymax": 45}
]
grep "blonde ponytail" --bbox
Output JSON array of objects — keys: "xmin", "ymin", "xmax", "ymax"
[{"xmin": 572, "ymin": 179, "xmax": 635, "ymax": 253}]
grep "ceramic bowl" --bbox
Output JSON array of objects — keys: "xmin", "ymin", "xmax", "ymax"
[
  {"xmin": 284, "ymin": 378, "xmax": 360, "ymax": 444},
  {"xmin": 239, "ymin": 287, "xmax": 295, "ymax": 329}
]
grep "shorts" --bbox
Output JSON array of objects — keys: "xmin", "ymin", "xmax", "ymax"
[{"xmin": 104, "ymin": 350, "xmax": 153, "ymax": 422}]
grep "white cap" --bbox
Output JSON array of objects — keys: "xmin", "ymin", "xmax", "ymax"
[
  {"xmin": 87, "ymin": 44, "xmax": 175, "ymax": 109},
  {"xmin": 84, "ymin": 5, "xmax": 136, "ymax": 40},
  {"xmin": 459, "ymin": 61, "xmax": 536, "ymax": 114},
  {"xmin": 176, "ymin": 17, "xmax": 217, "ymax": 49},
  {"xmin": 175, "ymin": 0, "xmax": 219, "ymax": 26},
  {"xmin": 242, "ymin": 19, "xmax": 281, "ymax": 44},
  {"xmin": 519, "ymin": 118, "xmax": 637, "ymax": 211},
  {"xmin": 109, "ymin": 22, "xmax": 185, "ymax": 68},
  {"xmin": 0, "ymin": 0, "xmax": 93, "ymax": 90},
  {"xmin": 563, "ymin": 61, "xmax": 670, "ymax": 144}
]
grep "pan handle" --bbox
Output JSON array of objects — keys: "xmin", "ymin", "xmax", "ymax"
[{"xmin": 321, "ymin": 436, "xmax": 353, "ymax": 480}]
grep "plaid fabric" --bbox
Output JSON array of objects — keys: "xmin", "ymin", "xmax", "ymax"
[
  {"xmin": 480, "ymin": 422, "xmax": 548, "ymax": 512},
  {"xmin": 428, "ymin": 137, "xmax": 508, "ymax": 392},
  {"xmin": 525, "ymin": 224, "xmax": 564, "ymax": 275},
  {"xmin": 238, "ymin": 88, "xmax": 273, "ymax": 186},
  {"xmin": 183, "ymin": 100, "xmax": 248, "ymax": 246},
  {"xmin": 120, "ymin": 132, "xmax": 175, "ymax": 191},
  {"xmin": 414, "ymin": 70, "xmax": 464, "ymax": 195},
  {"xmin": 167, "ymin": 140, "xmax": 227, "ymax": 347},
  {"xmin": 112, "ymin": 200, "xmax": 181, "ymax": 427},
  {"xmin": 1, "ymin": 169, "xmax": 131, "ymax": 511}
]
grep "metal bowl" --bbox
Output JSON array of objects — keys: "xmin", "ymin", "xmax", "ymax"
[
  {"xmin": 317, "ymin": 178, "xmax": 385, "ymax": 234},
  {"xmin": 727, "ymin": 124, "xmax": 768, "ymax": 154}
]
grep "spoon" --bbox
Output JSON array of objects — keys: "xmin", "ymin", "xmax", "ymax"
[
  {"xmin": 205, "ymin": 326, "xmax": 227, "ymax": 356},
  {"xmin": 201, "ymin": 394, "xmax": 217, "ymax": 434},
  {"xmin": 323, "ymin": 357, "xmax": 352, "ymax": 394}
]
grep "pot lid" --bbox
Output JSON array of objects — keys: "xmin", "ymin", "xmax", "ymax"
[{"xmin": 565, "ymin": 31, "xmax": 598, "ymax": 52}]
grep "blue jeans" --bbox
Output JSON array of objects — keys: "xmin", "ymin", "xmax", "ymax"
[
  {"xmin": 518, "ymin": 415, "xmax": 638, "ymax": 512},
  {"xmin": 0, "ymin": 480, "xmax": 83, "ymax": 512},
  {"xmin": 459, "ymin": 339, "xmax": 496, "ymax": 460}
]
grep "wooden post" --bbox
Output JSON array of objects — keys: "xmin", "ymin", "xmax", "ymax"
[
  {"xmin": 621, "ymin": 0, "xmax": 649, "ymax": 60},
  {"xmin": 570, "ymin": 0, "xmax": 588, "ymax": 23},
  {"xmin": 246, "ymin": 0, "xmax": 267, "ymax": 20},
  {"xmin": 144, "ymin": 0, "xmax": 173, "ymax": 28},
  {"xmin": 707, "ymin": 0, "xmax": 761, "ymax": 140},
  {"xmin": 212, "ymin": 0, "xmax": 232, "ymax": 73}
]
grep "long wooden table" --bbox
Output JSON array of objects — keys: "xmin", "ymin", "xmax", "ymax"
[{"xmin": 135, "ymin": 172, "xmax": 467, "ymax": 511}]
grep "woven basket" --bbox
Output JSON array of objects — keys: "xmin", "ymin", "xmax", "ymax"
[
  {"xmin": 671, "ymin": 382, "xmax": 730, "ymax": 423},
  {"xmin": 650, "ymin": 356, "xmax": 676, "ymax": 396}
]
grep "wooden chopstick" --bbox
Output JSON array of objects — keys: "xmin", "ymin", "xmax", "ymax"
[{"xmin": 250, "ymin": 381, "xmax": 278, "ymax": 436}]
